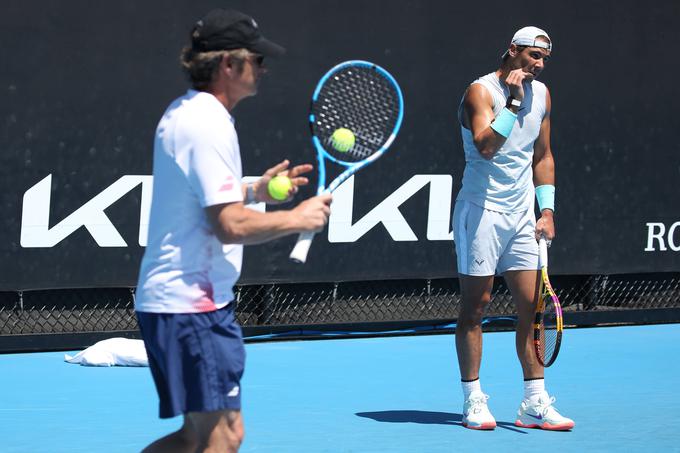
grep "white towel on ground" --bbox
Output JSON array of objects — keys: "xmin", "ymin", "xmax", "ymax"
[{"xmin": 64, "ymin": 338, "xmax": 148, "ymax": 367}]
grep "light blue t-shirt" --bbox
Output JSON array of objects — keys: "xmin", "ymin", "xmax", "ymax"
[{"xmin": 457, "ymin": 72, "xmax": 548, "ymax": 213}]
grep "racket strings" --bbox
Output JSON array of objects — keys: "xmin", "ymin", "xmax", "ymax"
[
  {"xmin": 539, "ymin": 289, "xmax": 559, "ymax": 363},
  {"xmin": 312, "ymin": 67, "xmax": 400, "ymax": 162}
]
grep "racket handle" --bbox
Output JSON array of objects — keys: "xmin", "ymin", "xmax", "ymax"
[
  {"xmin": 538, "ymin": 236, "xmax": 548, "ymax": 268},
  {"xmin": 290, "ymin": 231, "xmax": 316, "ymax": 264}
]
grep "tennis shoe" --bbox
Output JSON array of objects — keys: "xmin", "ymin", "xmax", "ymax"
[
  {"xmin": 515, "ymin": 392, "xmax": 574, "ymax": 430},
  {"xmin": 462, "ymin": 391, "xmax": 496, "ymax": 430}
]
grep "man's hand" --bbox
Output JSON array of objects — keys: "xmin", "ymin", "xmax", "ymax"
[
  {"xmin": 292, "ymin": 193, "xmax": 332, "ymax": 233},
  {"xmin": 504, "ymin": 69, "xmax": 530, "ymax": 102},
  {"xmin": 252, "ymin": 159, "xmax": 313, "ymax": 204},
  {"xmin": 535, "ymin": 210, "xmax": 555, "ymax": 245}
]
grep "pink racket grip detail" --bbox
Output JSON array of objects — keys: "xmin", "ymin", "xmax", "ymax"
[{"xmin": 290, "ymin": 231, "xmax": 315, "ymax": 264}]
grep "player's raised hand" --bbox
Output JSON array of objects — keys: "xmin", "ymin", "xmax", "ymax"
[
  {"xmin": 253, "ymin": 159, "xmax": 314, "ymax": 204},
  {"xmin": 504, "ymin": 69, "xmax": 529, "ymax": 102}
]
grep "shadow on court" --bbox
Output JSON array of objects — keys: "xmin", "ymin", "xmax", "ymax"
[{"xmin": 355, "ymin": 410, "xmax": 527, "ymax": 433}]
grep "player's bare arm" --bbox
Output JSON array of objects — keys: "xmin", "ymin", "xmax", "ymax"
[
  {"xmin": 532, "ymin": 87, "xmax": 555, "ymax": 240},
  {"xmin": 206, "ymin": 194, "xmax": 332, "ymax": 245},
  {"xmin": 463, "ymin": 69, "xmax": 529, "ymax": 159}
]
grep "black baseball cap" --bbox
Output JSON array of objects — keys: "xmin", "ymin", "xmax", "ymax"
[{"xmin": 191, "ymin": 9, "xmax": 286, "ymax": 57}]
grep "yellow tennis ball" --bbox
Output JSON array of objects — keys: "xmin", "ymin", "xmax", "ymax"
[
  {"xmin": 267, "ymin": 175, "xmax": 293, "ymax": 201},
  {"xmin": 331, "ymin": 128, "xmax": 355, "ymax": 152}
]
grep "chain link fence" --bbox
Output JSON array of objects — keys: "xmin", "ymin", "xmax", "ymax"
[{"xmin": 1, "ymin": 273, "xmax": 679, "ymax": 351}]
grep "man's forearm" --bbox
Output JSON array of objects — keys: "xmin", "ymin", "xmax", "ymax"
[
  {"xmin": 474, "ymin": 103, "xmax": 521, "ymax": 159},
  {"xmin": 208, "ymin": 204, "xmax": 303, "ymax": 245}
]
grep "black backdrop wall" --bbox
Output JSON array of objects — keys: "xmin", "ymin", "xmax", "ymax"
[{"xmin": 2, "ymin": 0, "xmax": 679, "ymax": 291}]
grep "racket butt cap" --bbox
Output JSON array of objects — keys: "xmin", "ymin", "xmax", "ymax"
[{"xmin": 289, "ymin": 232, "xmax": 315, "ymax": 264}]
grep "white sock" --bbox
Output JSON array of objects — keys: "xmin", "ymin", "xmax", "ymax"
[
  {"xmin": 524, "ymin": 378, "xmax": 546, "ymax": 401},
  {"xmin": 462, "ymin": 378, "xmax": 482, "ymax": 399}
]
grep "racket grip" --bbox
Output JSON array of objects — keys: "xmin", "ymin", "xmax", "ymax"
[
  {"xmin": 538, "ymin": 236, "xmax": 548, "ymax": 268},
  {"xmin": 289, "ymin": 231, "xmax": 316, "ymax": 264}
]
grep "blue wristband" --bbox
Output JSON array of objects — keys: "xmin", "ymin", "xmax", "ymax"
[
  {"xmin": 535, "ymin": 184, "xmax": 555, "ymax": 212},
  {"xmin": 490, "ymin": 108, "xmax": 517, "ymax": 138}
]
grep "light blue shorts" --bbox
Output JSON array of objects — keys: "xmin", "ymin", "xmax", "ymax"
[{"xmin": 452, "ymin": 200, "xmax": 539, "ymax": 276}]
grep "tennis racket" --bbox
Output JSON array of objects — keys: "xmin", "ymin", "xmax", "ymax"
[
  {"xmin": 533, "ymin": 236, "xmax": 563, "ymax": 367},
  {"xmin": 289, "ymin": 60, "xmax": 404, "ymax": 263}
]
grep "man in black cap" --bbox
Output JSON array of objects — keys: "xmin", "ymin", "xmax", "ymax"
[{"xmin": 135, "ymin": 9, "xmax": 332, "ymax": 452}]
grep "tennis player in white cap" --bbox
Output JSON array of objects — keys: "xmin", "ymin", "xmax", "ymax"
[{"xmin": 452, "ymin": 26, "xmax": 574, "ymax": 431}]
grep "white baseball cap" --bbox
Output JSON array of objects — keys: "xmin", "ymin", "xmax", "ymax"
[{"xmin": 502, "ymin": 26, "xmax": 552, "ymax": 58}]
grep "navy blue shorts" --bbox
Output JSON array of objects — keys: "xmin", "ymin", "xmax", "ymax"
[{"xmin": 136, "ymin": 304, "xmax": 245, "ymax": 419}]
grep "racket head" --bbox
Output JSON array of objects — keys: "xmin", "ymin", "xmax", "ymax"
[
  {"xmin": 291, "ymin": 61, "xmax": 404, "ymax": 263},
  {"xmin": 534, "ymin": 267, "xmax": 563, "ymax": 367},
  {"xmin": 309, "ymin": 60, "xmax": 404, "ymax": 168}
]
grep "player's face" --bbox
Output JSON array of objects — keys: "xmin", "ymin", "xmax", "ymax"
[
  {"xmin": 516, "ymin": 46, "xmax": 551, "ymax": 80},
  {"xmin": 237, "ymin": 54, "xmax": 266, "ymax": 97}
]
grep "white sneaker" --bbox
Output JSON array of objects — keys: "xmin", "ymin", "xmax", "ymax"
[
  {"xmin": 515, "ymin": 392, "xmax": 575, "ymax": 430},
  {"xmin": 462, "ymin": 391, "xmax": 497, "ymax": 430}
]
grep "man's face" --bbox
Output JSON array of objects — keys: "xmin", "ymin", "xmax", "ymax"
[
  {"xmin": 235, "ymin": 54, "xmax": 266, "ymax": 97},
  {"xmin": 513, "ymin": 43, "xmax": 551, "ymax": 80}
]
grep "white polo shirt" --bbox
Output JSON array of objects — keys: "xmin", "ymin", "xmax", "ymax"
[{"xmin": 135, "ymin": 90, "xmax": 244, "ymax": 313}]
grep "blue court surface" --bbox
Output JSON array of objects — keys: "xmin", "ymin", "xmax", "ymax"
[{"xmin": 1, "ymin": 324, "xmax": 679, "ymax": 452}]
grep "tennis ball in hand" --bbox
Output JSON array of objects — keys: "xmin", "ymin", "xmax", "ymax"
[
  {"xmin": 330, "ymin": 128, "xmax": 355, "ymax": 152},
  {"xmin": 267, "ymin": 175, "xmax": 293, "ymax": 201}
]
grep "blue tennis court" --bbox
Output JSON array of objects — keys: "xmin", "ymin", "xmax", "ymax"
[{"xmin": 1, "ymin": 323, "xmax": 679, "ymax": 452}]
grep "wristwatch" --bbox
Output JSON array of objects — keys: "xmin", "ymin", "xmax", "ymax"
[
  {"xmin": 245, "ymin": 183, "xmax": 256, "ymax": 204},
  {"xmin": 506, "ymin": 96, "xmax": 522, "ymax": 108}
]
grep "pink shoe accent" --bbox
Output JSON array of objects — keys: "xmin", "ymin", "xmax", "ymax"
[
  {"xmin": 539, "ymin": 421, "xmax": 575, "ymax": 431},
  {"xmin": 515, "ymin": 420, "xmax": 574, "ymax": 431},
  {"xmin": 464, "ymin": 421, "xmax": 497, "ymax": 430}
]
